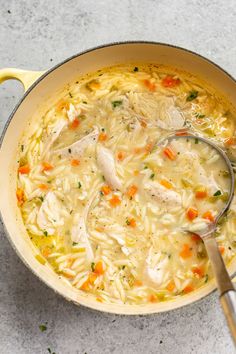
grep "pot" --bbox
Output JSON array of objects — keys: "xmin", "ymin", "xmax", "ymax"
[{"xmin": 1, "ymin": 42, "xmax": 236, "ymax": 315}]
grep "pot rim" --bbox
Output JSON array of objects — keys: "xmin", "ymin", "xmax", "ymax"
[{"xmin": 1, "ymin": 40, "xmax": 236, "ymax": 314}]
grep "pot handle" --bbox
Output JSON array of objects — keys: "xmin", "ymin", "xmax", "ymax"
[{"xmin": 0, "ymin": 68, "xmax": 45, "ymax": 91}]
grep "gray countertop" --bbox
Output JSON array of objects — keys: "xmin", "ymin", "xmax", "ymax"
[{"xmin": 0, "ymin": 1, "xmax": 236, "ymax": 353}]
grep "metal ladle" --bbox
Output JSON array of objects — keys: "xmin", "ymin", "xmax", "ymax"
[{"xmin": 161, "ymin": 134, "xmax": 236, "ymax": 345}]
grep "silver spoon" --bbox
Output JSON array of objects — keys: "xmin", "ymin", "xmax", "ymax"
[{"xmin": 161, "ymin": 133, "xmax": 236, "ymax": 345}]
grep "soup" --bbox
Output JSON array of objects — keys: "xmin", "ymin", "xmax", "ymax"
[{"xmin": 16, "ymin": 64, "xmax": 236, "ymax": 305}]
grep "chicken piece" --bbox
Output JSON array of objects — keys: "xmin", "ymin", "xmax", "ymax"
[
  {"xmin": 146, "ymin": 248, "xmax": 170, "ymax": 287},
  {"xmin": 54, "ymin": 127, "xmax": 99, "ymax": 158},
  {"xmin": 37, "ymin": 191, "xmax": 64, "ymax": 235},
  {"xmin": 156, "ymin": 97, "xmax": 185, "ymax": 130},
  {"xmin": 97, "ymin": 145, "xmax": 122, "ymax": 190},
  {"xmin": 67, "ymin": 103, "xmax": 79, "ymax": 122},
  {"xmin": 144, "ymin": 180, "xmax": 182, "ymax": 206},
  {"xmin": 71, "ymin": 194, "xmax": 96, "ymax": 260},
  {"xmin": 43, "ymin": 118, "xmax": 67, "ymax": 156}
]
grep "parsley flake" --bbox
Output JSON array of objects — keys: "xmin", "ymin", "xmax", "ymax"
[
  {"xmin": 186, "ymin": 90, "xmax": 198, "ymax": 101},
  {"xmin": 112, "ymin": 100, "xmax": 122, "ymax": 108},
  {"xmin": 213, "ymin": 190, "xmax": 222, "ymax": 196}
]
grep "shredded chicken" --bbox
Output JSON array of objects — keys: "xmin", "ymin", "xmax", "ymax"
[
  {"xmin": 144, "ymin": 180, "xmax": 182, "ymax": 206},
  {"xmin": 97, "ymin": 145, "xmax": 122, "ymax": 190},
  {"xmin": 43, "ymin": 118, "xmax": 67, "ymax": 156},
  {"xmin": 146, "ymin": 248, "xmax": 170, "ymax": 287}
]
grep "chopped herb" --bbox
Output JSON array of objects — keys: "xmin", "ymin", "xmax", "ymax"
[
  {"xmin": 78, "ymin": 182, "xmax": 82, "ymax": 189},
  {"xmin": 72, "ymin": 242, "xmax": 78, "ymax": 246},
  {"xmin": 82, "ymin": 101, "xmax": 87, "ymax": 104},
  {"xmin": 122, "ymin": 265, "xmax": 126, "ymax": 269},
  {"xmin": 150, "ymin": 173, "xmax": 155, "ymax": 179},
  {"xmin": 197, "ymin": 250, "xmax": 207, "ymax": 259},
  {"xmin": 39, "ymin": 323, "xmax": 47, "ymax": 332},
  {"xmin": 186, "ymin": 90, "xmax": 198, "ymax": 101},
  {"xmin": 195, "ymin": 138, "xmax": 199, "ymax": 144},
  {"xmin": 205, "ymin": 274, "xmax": 209, "ymax": 283},
  {"xmin": 68, "ymin": 148, "xmax": 72, "ymax": 154},
  {"xmin": 43, "ymin": 230, "xmax": 48, "ymax": 237},
  {"xmin": 101, "ymin": 128, "xmax": 105, "ymax": 132},
  {"xmin": 195, "ymin": 113, "xmax": 205, "ymax": 118},
  {"xmin": 39, "ymin": 196, "xmax": 44, "ymax": 202},
  {"xmin": 126, "ymin": 219, "xmax": 131, "ymax": 225},
  {"xmin": 69, "ymin": 92, "xmax": 73, "ymax": 98},
  {"xmin": 91, "ymin": 262, "xmax": 95, "ymax": 272},
  {"xmin": 168, "ymin": 254, "xmax": 171, "ymax": 259},
  {"xmin": 133, "ymin": 67, "xmax": 139, "ymax": 72},
  {"xmin": 213, "ymin": 190, "xmax": 222, "ymax": 196},
  {"xmin": 112, "ymin": 100, "xmax": 123, "ymax": 108},
  {"xmin": 102, "ymin": 175, "xmax": 105, "ymax": 181},
  {"xmin": 144, "ymin": 166, "xmax": 148, "ymax": 170},
  {"xmin": 69, "ymin": 210, "xmax": 73, "ymax": 215},
  {"xmin": 21, "ymin": 145, "xmax": 24, "ymax": 152},
  {"xmin": 47, "ymin": 349, "xmax": 56, "ymax": 354}
]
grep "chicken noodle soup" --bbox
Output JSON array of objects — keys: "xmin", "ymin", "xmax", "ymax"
[{"xmin": 17, "ymin": 64, "xmax": 236, "ymax": 305}]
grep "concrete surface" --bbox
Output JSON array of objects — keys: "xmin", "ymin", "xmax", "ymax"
[{"xmin": 0, "ymin": 0, "xmax": 236, "ymax": 353}]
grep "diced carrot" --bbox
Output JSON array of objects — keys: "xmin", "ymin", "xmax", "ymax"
[
  {"xmin": 140, "ymin": 120, "xmax": 147, "ymax": 128},
  {"xmin": 88, "ymin": 272, "xmax": 98, "ymax": 284},
  {"xmin": 126, "ymin": 185, "xmax": 138, "ymax": 198},
  {"xmin": 148, "ymin": 294, "xmax": 158, "ymax": 302},
  {"xmin": 80, "ymin": 280, "xmax": 90, "ymax": 291},
  {"xmin": 18, "ymin": 164, "xmax": 30, "ymax": 174},
  {"xmin": 56, "ymin": 99, "xmax": 70, "ymax": 112},
  {"xmin": 180, "ymin": 244, "xmax": 192, "ymax": 259},
  {"xmin": 126, "ymin": 218, "xmax": 136, "ymax": 228},
  {"xmin": 183, "ymin": 285, "xmax": 194, "ymax": 294},
  {"xmin": 133, "ymin": 170, "xmax": 139, "ymax": 176},
  {"xmin": 191, "ymin": 233, "xmax": 202, "ymax": 242},
  {"xmin": 192, "ymin": 266, "xmax": 204, "ymax": 277},
  {"xmin": 186, "ymin": 207, "xmax": 198, "ymax": 221},
  {"xmin": 71, "ymin": 159, "xmax": 80, "ymax": 167},
  {"xmin": 224, "ymin": 137, "xmax": 236, "ymax": 146},
  {"xmin": 134, "ymin": 279, "xmax": 143, "ymax": 287},
  {"xmin": 143, "ymin": 79, "xmax": 156, "ymax": 92},
  {"xmin": 166, "ymin": 280, "xmax": 175, "ymax": 292},
  {"xmin": 69, "ymin": 118, "xmax": 80, "ymax": 130},
  {"xmin": 219, "ymin": 245, "xmax": 225, "ymax": 255},
  {"xmin": 133, "ymin": 147, "xmax": 143, "ymax": 154},
  {"xmin": 145, "ymin": 142, "xmax": 154, "ymax": 153},
  {"xmin": 160, "ymin": 179, "xmax": 173, "ymax": 189},
  {"xmin": 42, "ymin": 247, "xmax": 52, "ymax": 258},
  {"xmin": 86, "ymin": 79, "xmax": 100, "ymax": 90},
  {"xmin": 94, "ymin": 261, "xmax": 105, "ymax": 275},
  {"xmin": 109, "ymin": 194, "xmax": 121, "ymax": 207},
  {"xmin": 42, "ymin": 162, "xmax": 53, "ymax": 172},
  {"xmin": 163, "ymin": 146, "xmax": 176, "ymax": 160},
  {"xmin": 101, "ymin": 185, "xmax": 111, "ymax": 195},
  {"xmin": 195, "ymin": 190, "xmax": 207, "ymax": 199},
  {"xmin": 16, "ymin": 188, "xmax": 25, "ymax": 206},
  {"xmin": 98, "ymin": 132, "xmax": 107, "ymax": 142},
  {"xmin": 161, "ymin": 75, "xmax": 181, "ymax": 88},
  {"xmin": 38, "ymin": 184, "xmax": 48, "ymax": 191},
  {"xmin": 202, "ymin": 211, "xmax": 214, "ymax": 222},
  {"xmin": 117, "ymin": 151, "xmax": 126, "ymax": 161},
  {"xmin": 175, "ymin": 129, "xmax": 188, "ymax": 136}
]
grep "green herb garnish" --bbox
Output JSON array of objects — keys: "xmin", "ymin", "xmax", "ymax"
[
  {"xmin": 91, "ymin": 262, "xmax": 95, "ymax": 272},
  {"xmin": 39, "ymin": 323, "xmax": 47, "ymax": 332},
  {"xmin": 82, "ymin": 101, "xmax": 87, "ymax": 104},
  {"xmin": 72, "ymin": 242, "xmax": 78, "ymax": 246},
  {"xmin": 21, "ymin": 145, "xmax": 24, "ymax": 152},
  {"xmin": 213, "ymin": 190, "xmax": 222, "ymax": 196},
  {"xmin": 195, "ymin": 138, "xmax": 199, "ymax": 144},
  {"xmin": 205, "ymin": 274, "xmax": 209, "ymax": 283},
  {"xmin": 112, "ymin": 100, "xmax": 122, "ymax": 108},
  {"xmin": 39, "ymin": 196, "xmax": 44, "ymax": 202},
  {"xmin": 186, "ymin": 90, "xmax": 198, "ymax": 101},
  {"xmin": 126, "ymin": 218, "xmax": 131, "ymax": 225},
  {"xmin": 68, "ymin": 148, "xmax": 72, "ymax": 154},
  {"xmin": 69, "ymin": 92, "xmax": 73, "ymax": 98},
  {"xmin": 78, "ymin": 181, "xmax": 82, "ymax": 189},
  {"xmin": 150, "ymin": 173, "xmax": 155, "ymax": 179},
  {"xmin": 195, "ymin": 113, "xmax": 205, "ymax": 118},
  {"xmin": 43, "ymin": 230, "xmax": 48, "ymax": 237},
  {"xmin": 133, "ymin": 67, "xmax": 139, "ymax": 72}
]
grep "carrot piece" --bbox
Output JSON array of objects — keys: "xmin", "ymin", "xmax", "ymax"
[
  {"xmin": 69, "ymin": 118, "xmax": 80, "ymax": 130},
  {"xmin": 145, "ymin": 142, "xmax": 154, "ymax": 153},
  {"xmin": 175, "ymin": 129, "xmax": 188, "ymax": 136},
  {"xmin": 148, "ymin": 294, "xmax": 158, "ymax": 302},
  {"xmin": 98, "ymin": 132, "xmax": 107, "ymax": 142},
  {"xmin": 56, "ymin": 99, "xmax": 70, "ymax": 112},
  {"xmin": 42, "ymin": 162, "xmax": 53, "ymax": 172},
  {"xmin": 183, "ymin": 285, "xmax": 194, "ymax": 294},
  {"xmin": 219, "ymin": 245, "xmax": 225, "ymax": 255},
  {"xmin": 163, "ymin": 146, "xmax": 176, "ymax": 160},
  {"xmin": 224, "ymin": 137, "xmax": 236, "ymax": 146},
  {"xmin": 101, "ymin": 185, "xmax": 111, "ymax": 195},
  {"xmin": 191, "ymin": 233, "xmax": 202, "ymax": 242},
  {"xmin": 126, "ymin": 185, "xmax": 138, "ymax": 198},
  {"xmin": 202, "ymin": 211, "xmax": 214, "ymax": 222},
  {"xmin": 160, "ymin": 179, "xmax": 173, "ymax": 189},
  {"xmin": 126, "ymin": 218, "xmax": 136, "ymax": 228},
  {"xmin": 166, "ymin": 280, "xmax": 175, "ymax": 292},
  {"xmin": 133, "ymin": 147, "xmax": 143, "ymax": 154},
  {"xmin": 88, "ymin": 272, "xmax": 98, "ymax": 284},
  {"xmin": 80, "ymin": 280, "xmax": 90, "ymax": 291},
  {"xmin": 195, "ymin": 189, "xmax": 208, "ymax": 199},
  {"xmin": 109, "ymin": 194, "xmax": 121, "ymax": 207},
  {"xmin": 42, "ymin": 247, "xmax": 52, "ymax": 258},
  {"xmin": 161, "ymin": 75, "xmax": 181, "ymax": 88},
  {"xmin": 18, "ymin": 164, "xmax": 30, "ymax": 174},
  {"xmin": 143, "ymin": 79, "xmax": 156, "ymax": 92},
  {"xmin": 192, "ymin": 266, "xmax": 204, "ymax": 277},
  {"xmin": 86, "ymin": 80, "xmax": 101, "ymax": 90},
  {"xmin": 94, "ymin": 261, "xmax": 105, "ymax": 275},
  {"xmin": 186, "ymin": 207, "xmax": 198, "ymax": 221},
  {"xmin": 117, "ymin": 151, "xmax": 126, "ymax": 161},
  {"xmin": 180, "ymin": 244, "xmax": 192, "ymax": 259},
  {"xmin": 38, "ymin": 184, "xmax": 48, "ymax": 191},
  {"xmin": 140, "ymin": 120, "xmax": 147, "ymax": 128},
  {"xmin": 134, "ymin": 279, "xmax": 143, "ymax": 287},
  {"xmin": 16, "ymin": 188, "xmax": 25, "ymax": 206},
  {"xmin": 71, "ymin": 159, "xmax": 80, "ymax": 167}
]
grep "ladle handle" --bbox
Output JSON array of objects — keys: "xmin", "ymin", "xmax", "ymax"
[{"xmin": 204, "ymin": 235, "xmax": 236, "ymax": 346}]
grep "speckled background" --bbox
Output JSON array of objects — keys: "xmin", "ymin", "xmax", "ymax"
[{"xmin": 1, "ymin": 1, "xmax": 236, "ymax": 353}]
